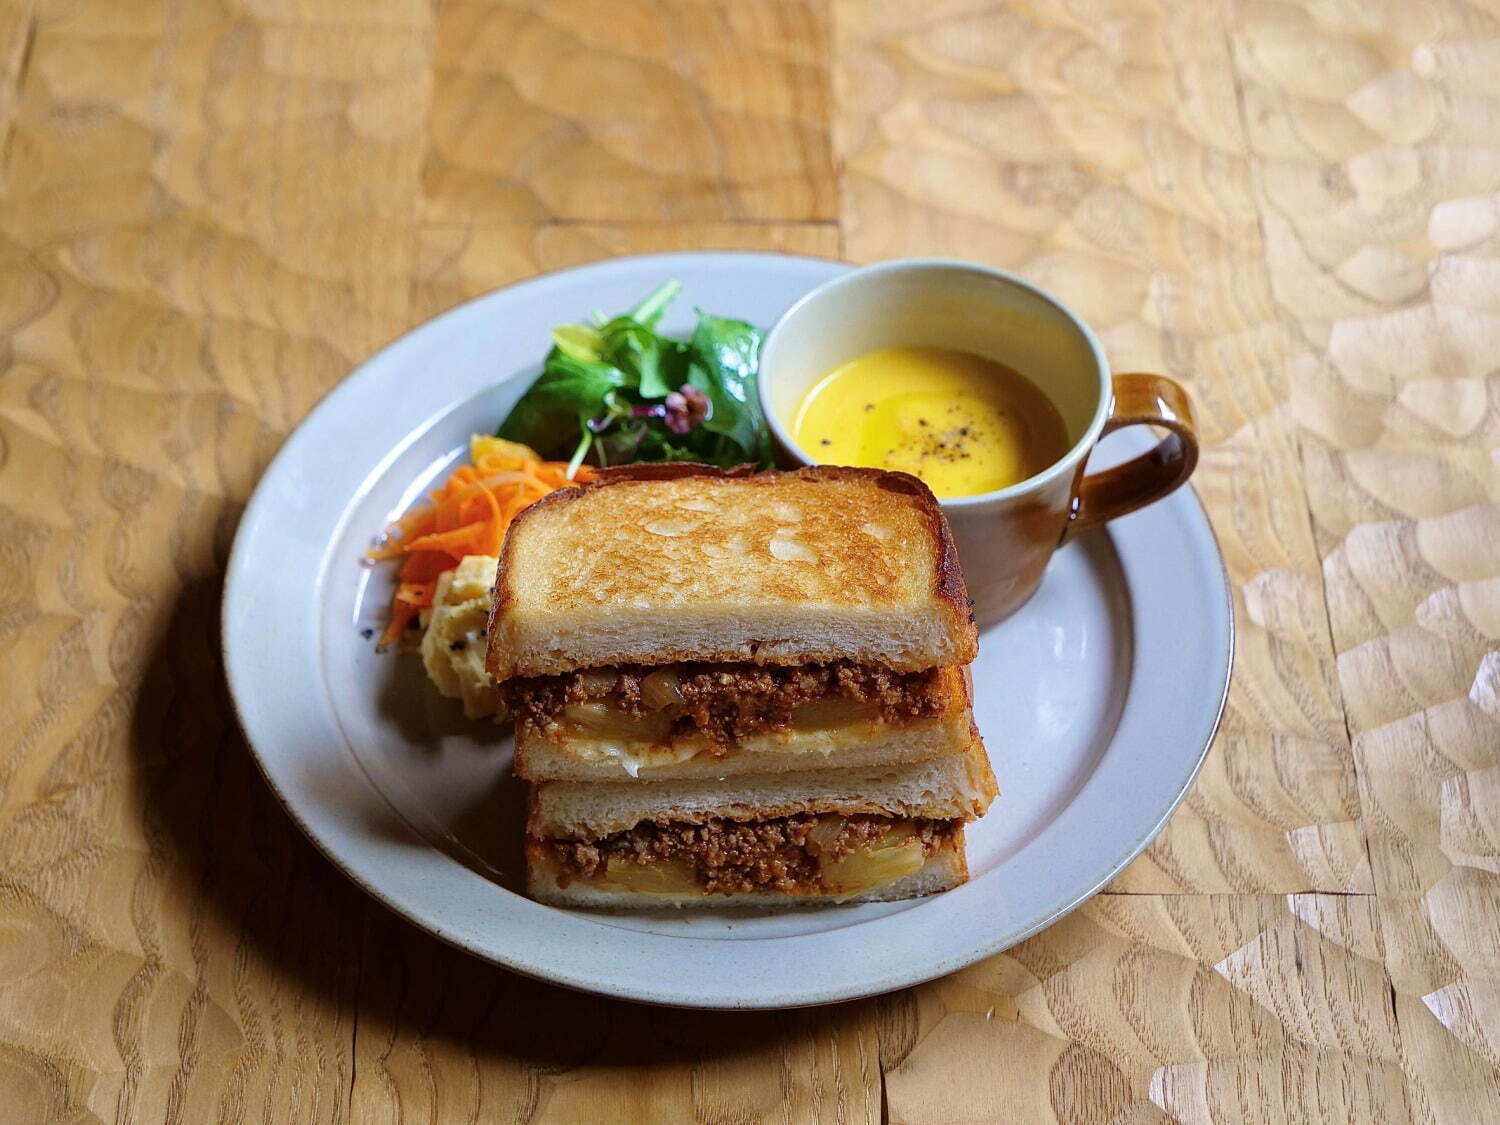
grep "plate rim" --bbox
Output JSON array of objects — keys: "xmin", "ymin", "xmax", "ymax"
[{"xmin": 223, "ymin": 250, "xmax": 1234, "ymax": 1009}]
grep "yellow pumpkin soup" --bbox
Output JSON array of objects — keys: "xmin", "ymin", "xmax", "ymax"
[{"xmin": 791, "ymin": 347, "xmax": 1069, "ymax": 498}]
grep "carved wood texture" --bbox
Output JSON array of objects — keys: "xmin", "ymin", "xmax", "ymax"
[{"xmin": 1, "ymin": 0, "xmax": 1495, "ymax": 1120}]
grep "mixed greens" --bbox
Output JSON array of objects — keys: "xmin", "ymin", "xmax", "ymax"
[{"xmin": 497, "ymin": 281, "xmax": 773, "ymax": 472}]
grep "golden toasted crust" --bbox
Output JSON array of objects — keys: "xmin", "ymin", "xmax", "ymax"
[
  {"xmin": 486, "ymin": 465, "xmax": 977, "ymax": 680},
  {"xmin": 968, "ymin": 717, "xmax": 1000, "ymax": 807}
]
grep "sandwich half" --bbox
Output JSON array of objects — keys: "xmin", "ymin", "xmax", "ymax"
[
  {"xmin": 487, "ymin": 463, "xmax": 996, "ymax": 909},
  {"xmin": 526, "ymin": 740, "xmax": 996, "ymax": 907},
  {"xmin": 490, "ymin": 464, "xmax": 981, "ymax": 781}
]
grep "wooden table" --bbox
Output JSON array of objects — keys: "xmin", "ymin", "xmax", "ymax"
[{"xmin": 3, "ymin": 0, "xmax": 1498, "ymax": 1120}]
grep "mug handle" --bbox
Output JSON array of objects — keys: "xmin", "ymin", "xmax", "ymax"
[{"xmin": 1063, "ymin": 372, "xmax": 1199, "ymax": 540}]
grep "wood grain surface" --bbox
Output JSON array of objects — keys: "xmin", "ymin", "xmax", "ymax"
[{"xmin": 1, "ymin": 0, "xmax": 1496, "ymax": 1121}]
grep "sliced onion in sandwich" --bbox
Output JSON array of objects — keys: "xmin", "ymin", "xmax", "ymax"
[
  {"xmin": 563, "ymin": 701, "xmax": 671, "ymax": 742},
  {"xmin": 805, "ymin": 814, "xmax": 845, "ymax": 856},
  {"xmin": 821, "ymin": 838, "xmax": 925, "ymax": 898},
  {"xmin": 603, "ymin": 855, "xmax": 700, "ymax": 895},
  {"xmin": 789, "ymin": 698, "xmax": 879, "ymax": 729},
  {"xmin": 640, "ymin": 668, "xmax": 686, "ymax": 710}
]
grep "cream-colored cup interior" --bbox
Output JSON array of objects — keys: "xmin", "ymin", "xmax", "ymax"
[{"xmin": 764, "ymin": 263, "xmax": 1104, "ymax": 464}]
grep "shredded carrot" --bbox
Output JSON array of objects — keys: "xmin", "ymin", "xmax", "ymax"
[{"xmin": 367, "ymin": 435, "xmax": 591, "ymax": 646}]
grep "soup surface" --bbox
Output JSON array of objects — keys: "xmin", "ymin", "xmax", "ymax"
[{"xmin": 791, "ymin": 346, "xmax": 1070, "ymax": 498}]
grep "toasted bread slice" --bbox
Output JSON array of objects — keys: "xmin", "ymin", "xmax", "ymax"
[
  {"xmin": 525, "ymin": 829, "xmax": 968, "ymax": 908},
  {"xmin": 486, "ymin": 465, "xmax": 976, "ymax": 680},
  {"xmin": 528, "ymin": 736, "xmax": 997, "ymax": 839}
]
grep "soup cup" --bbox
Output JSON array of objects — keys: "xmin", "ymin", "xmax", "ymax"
[{"xmin": 758, "ymin": 259, "xmax": 1199, "ymax": 626}]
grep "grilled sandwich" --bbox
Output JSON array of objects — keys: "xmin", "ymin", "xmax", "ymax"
[
  {"xmin": 490, "ymin": 464, "xmax": 980, "ymax": 780},
  {"xmin": 486, "ymin": 464, "xmax": 996, "ymax": 907},
  {"xmin": 526, "ymin": 741, "xmax": 994, "ymax": 906}
]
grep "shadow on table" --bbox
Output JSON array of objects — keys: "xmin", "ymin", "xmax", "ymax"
[{"xmin": 127, "ymin": 576, "xmax": 884, "ymax": 1084}]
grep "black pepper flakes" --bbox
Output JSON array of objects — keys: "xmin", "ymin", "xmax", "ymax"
[
  {"xmin": 360, "ymin": 628, "xmax": 374, "ymax": 640},
  {"xmin": 820, "ymin": 438, "xmax": 832, "ymax": 446},
  {"xmin": 449, "ymin": 640, "xmax": 466, "ymax": 651}
]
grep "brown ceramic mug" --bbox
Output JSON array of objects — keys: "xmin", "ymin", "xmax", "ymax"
[{"xmin": 758, "ymin": 260, "xmax": 1199, "ymax": 626}]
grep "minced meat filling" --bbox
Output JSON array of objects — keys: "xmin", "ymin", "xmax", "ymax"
[
  {"xmin": 546, "ymin": 814, "xmax": 959, "ymax": 895},
  {"xmin": 505, "ymin": 660, "xmax": 946, "ymax": 744}
]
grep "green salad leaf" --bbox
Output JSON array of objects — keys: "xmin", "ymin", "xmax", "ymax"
[
  {"xmin": 688, "ymin": 312, "xmax": 770, "ymax": 466},
  {"xmin": 626, "ymin": 278, "xmax": 681, "ymax": 329},
  {"xmin": 496, "ymin": 281, "xmax": 773, "ymax": 471},
  {"xmin": 550, "ymin": 323, "xmax": 604, "ymax": 363},
  {"xmin": 495, "ymin": 352, "xmax": 625, "ymax": 461}
]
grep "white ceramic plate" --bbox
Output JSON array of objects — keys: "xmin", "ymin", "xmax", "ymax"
[{"xmin": 223, "ymin": 252, "xmax": 1232, "ymax": 1009}]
